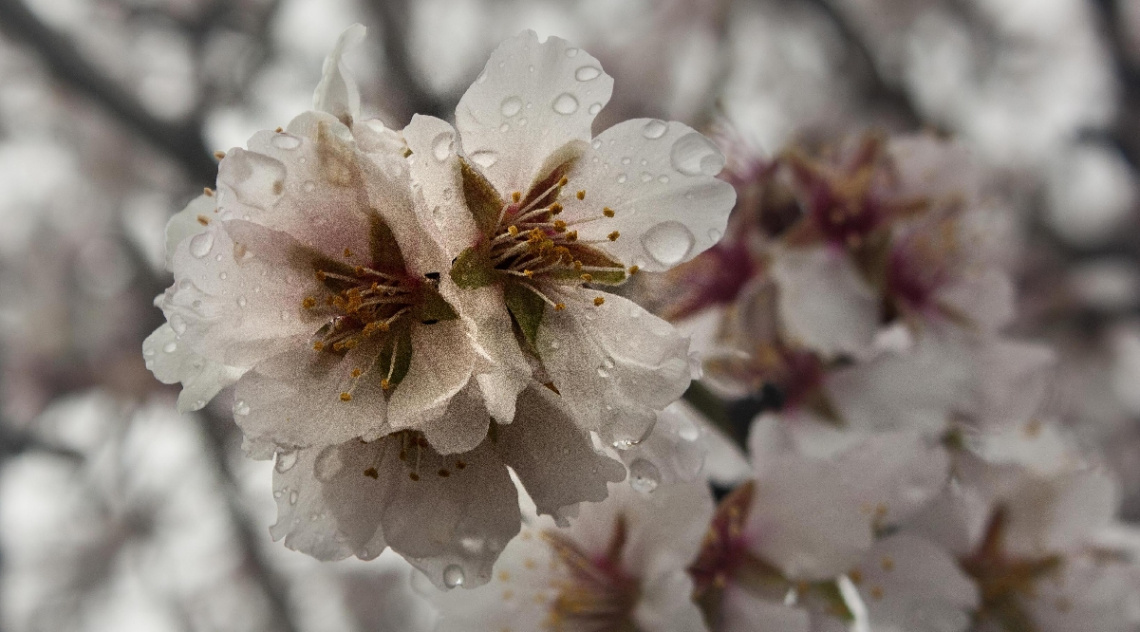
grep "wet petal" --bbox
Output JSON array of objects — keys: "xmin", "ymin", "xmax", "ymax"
[
  {"xmin": 142, "ymin": 323, "xmax": 246, "ymax": 412},
  {"xmin": 313, "ymin": 24, "xmax": 366, "ymax": 126},
  {"xmin": 403, "ymin": 114, "xmax": 479, "ymax": 258},
  {"xmin": 417, "ymin": 381, "xmax": 491, "ymax": 455},
  {"xmin": 455, "ymin": 30, "xmax": 613, "ymax": 196},
  {"xmin": 387, "ymin": 319, "xmax": 476, "ymax": 431},
  {"xmin": 164, "ymin": 193, "xmax": 215, "ymax": 272}
]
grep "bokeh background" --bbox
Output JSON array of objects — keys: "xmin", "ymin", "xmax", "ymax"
[{"xmin": 1, "ymin": 0, "xmax": 1139, "ymax": 630}]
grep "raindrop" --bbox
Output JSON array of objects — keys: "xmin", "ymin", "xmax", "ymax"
[
  {"xmin": 315, "ymin": 445, "xmax": 344, "ymax": 482},
  {"xmin": 272, "ymin": 134, "xmax": 302, "ymax": 150},
  {"xmin": 215, "ymin": 254, "xmax": 223, "ymax": 262},
  {"xmin": 237, "ymin": 296, "xmax": 247, "ymax": 308},
  {"xmin": 658, "ymin": 175, "xmax": 670, "ymax": 184},
  {"xmin": 629, "ymin": 459, "xmax": 661, "ymax": 493},
  {"xmin": 612, "ymin": 439, "xmax": 634, "ymax": 450},
  {"xmin": 443, "ymin": 564, "xmax": 466, "ymax": 588},
  {"xmin": 552, "ymin": 93, "xmax": 579, "ymax": 115},
  {"xmin": 575, "ymin": 66, "xmax": 601, "ymax": 81},
  {"xmin": 143, "ymin": 347, "xmax": 155, "ymax": 358},
  {"xmin": 597, "ymin": 366, "xmax": 610, "ymax": 378},
  {"xmin": 670, "ymin": 132, "xmax": 726, "ymax": 176},
  {"xmin": 162, "ymin": 341, "xmax": 177, "ymax": 353},
  {"xmin": 499, "ymin": 123, "xmax": 510, "ymax": 132},
  {"xmin": 288, "ymin": 490, "xmax": 299, "ymax": 505},
  {"xmin": 189, "ymin": 232, "xmax": 214, "ymax": 258},
  {"xmin": 642, "ymin": 119, "xmax": 668, "ymax": 139},
  {"xmin": 477, "ymin": 71, "xmax": 488, "ymax": 83},
  {"xmin": 603, "ymin": 357, "xmax": 615, "ymax": 369},
  {"xmin": 432, "ymin": 132, "xmax": 454, "ymax": 161},
  {"xmin": 592, "ymin": 139, "xmax": 603, "ymax": 149},
  {"xmin": 621, "ymin": 157, "xmax": 632, "ymax": 165},
  {"xmin": 169, "ymin": 313, "xmax": 187, "ymax": 335},
  {"xmin": 219, "ymin": 272, "xmax": 228, "ymax": 280},
  {"xmin": 677, "ymin": 419, "xmax": 700, "ymax": 441},
  {"xmin": 641, "ymin": 221, "xmax": 695, "ymax": 266},
  {"xmin": 301, "ymin": 181, "xmax": 316, "ymax": 193},
  {"xmin": 275, "ymin": 451, "xmax": 298, "ymax": 473},
  {"xmin": 233, "ymin": 400, "xmax": 250, "ymax": 416},
  {"xmin": 565, "ymin": 47, "xmax": 579, "ymax": 57},
  {"xmin": 470, "ymin": 150, "xmax": 498, "ymax": 168},
  {"xmin": 226, "ymin": 151, "xmax": 287, "ymax": 205},
  {"xmin": 500, "ymin": 96, "xmax": 523, "ymax": 117},
  {"xmin": 640, "ymin": 172, "xmax": 653, "ymax": 183},
  {"xmin": 616, "ymin": 173, "xmax": 628, "ymax": 184},
  {"xmin": 588, "ymin": 103, "xmax": 602, "ymax": 115},
  {"xmin": 273, "ymin": 490, "xmax": 283, "ymax": 499},
  {"xmin": 709, "ymin": 228, "xmax": 723, "ymax": 242},
  {"xmin": 549, "ymin": 340, "xmax": 561, "ymax": 350}
]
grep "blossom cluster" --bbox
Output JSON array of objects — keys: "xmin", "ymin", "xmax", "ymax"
[{"xmin": 143, "ymin": 27, "xmax": 1140, "ymax": 632}]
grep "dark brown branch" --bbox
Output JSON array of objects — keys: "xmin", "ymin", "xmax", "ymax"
[{"xmin": 0, "ymin": 0, "xmax": 219, "ymax": 184}]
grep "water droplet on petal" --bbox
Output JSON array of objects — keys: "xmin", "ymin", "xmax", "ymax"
[
  {"xmin": 162, "ymin": 341, "xmax": 177, "ymax": 353},
  {"xmin": 658, "ymin": 175, "xmax": 670, "ymax": 184},
  {"xmin": 565, "ymin": 47, "xmax": 579, "ymax": 57},
  {"xmin": 629, "ymin": 458, "xmax": 661, "ymax": 493},
  {"xmin": 442, "ymin": 188, "xmax": 454, "ymax": 201},
  {"xmin": 499, "ymin": 123, "xmax": 510, "ymax": 132},
  {"xmin": 169, "ymin": 313, "xmax": 187, "ymax": 335},
  {"xmin": 640, "ymin": 172, "xmax": 653, "ymax": 183},
  {"xmin": 431, "ymin": 132, "xmax": 454, "ymax": 161},
  {"xmin": 477, "ymin": 71, "xmax": 488, "ymax": 83},
  {"xmin": 470, "ymin": 150, "xmax": 498, "ymax": 168},
  {"xmin": 642, "ymin": 221, "xmax": 695, "ymax": 266},
  {"xmin": 443, "ymin": 564, "xmax": 466, "ymax": 588},
  {"xmin": 219, "ymin": 271, "xmax": 228, "ymax": 280},
  {"xmin": 314, "ymin": 445, "xmax": 344, "ymax": 482},
  {"xmin": 603, "ymin": 357, "xmax": 615, "ymax": 369},
  {"xmin": 189, "ymin": 232, "xmax": 214, "ymax": 258},
  {"xmin": 288, "ymin": 490, "xmax": 299, "ymax": 505},
  {"xmin": 709, "ymin": 228, "xmax": 723, "ymax": 242},
  {"xmin": 642, "ymin": 119, "xmax": 668, "ymax": 139},
  {"xmin": 552, "ymin": 93, "xmax": 579, "ymax": 115},
  {"xmin": 616, "ymin": 173, "xmax": 628, "ymax": 184},
  {"xmin": 275, "ymin": 451, "xmax": 298, "ymax": 473},
  {"xmin": 597, "ymin": 366, "xmax": 610, "ymax": 378},
  {"xmin": 272, "ymin": 134, "xmax": 302, "ymax": 150},
  {"xmin": 592, "ymin": 139, "xmax": 603, "ymax": 149},
  {"xmin": 273, "ymin": 490, "xmax": 283, "ymax": 499},
  {"xmin": 237, "ymin": 296, "xmax": 247, "ymax": 308},
  {"xmin": 588, "ymin": 103, "xmax": 602, "ymax": 115},
  {"xmin": 233, "ymin": 400, "xmax": 250, "ymax": 416},
  {"xmin": 670, "ymin": 132, "xmax": 726, "ymax": 176},
  {"xmin": 612, "ymin": 439, "xmax": 634, "ymax": 450},
  {"xmin": 500, "ymin": 96, "xmax": 523, "ymax": 117},
  {"xmin": 575, "ymin": 66, "xmax": 601, "ymax": 81}
]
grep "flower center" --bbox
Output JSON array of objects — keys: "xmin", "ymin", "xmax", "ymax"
[{"xmin": 543, "ymin": 516, "xmax": 641, "ymax": 632}]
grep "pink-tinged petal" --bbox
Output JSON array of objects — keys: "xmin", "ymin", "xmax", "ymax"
[
  {"xmin": 633, "ymin": 571, "xmax": 708, "ymax": 632},
  {"xmin": 387, "ymin": 319, "xmax": 475, "ymax": 431},
  {"xmin": 719, "ymin": 587, "xmax": 812, "ymax": 632},
  {"xmin": 558, "ymin": 118, "xmax": 735, "ymax": 272},
  {"xmin": 963, "ymin": 339, "xmax": 1056, "ymax": 428},
  {"xmin": 451, "ymin": 285, "xmax": 531, "ymax": 425},
  {"xmin": 378, "ymin": 438, "xmax": 520, "ymax": 590},
  {"xmin": 162, "ymin": 221, "xmax": 323, "ymax": 368},
  {"xmin": 416, "ymin": 381, "xmax": 490, "ymax": 456},
  {"xmin": 270, "ymin": 440, "xmax": 388, "ymax": 561},
  {"xmin": 313, "ymin": 24, "xmax": 366, "ymax": 125},
  {"xmin": 142, "ymin": 323, "xmax": 246, "ymax": 412},
  {"xmin": 164, "ymin": 193, "xmax": 215, "ymax": 272},
  {"xmin": 536, "ymin": 288, "xmax": 691, "ymax": 444},
  {"xmin": 854, "ymin": 534, "xmax": 978, "ymax": 632},
  {"xmin": 771, "ymin": 246, "xmax": 878, "ymax": 358},
  {"xmin": 455, "ymin": 30, "xmax": 614, "ymax": 195},
  {"xmin": 1002, "ymin": 469, "xmax": 1118, "ymax": 557},
  {"xmin": 936, "ymin": 268, "xmax": 1015, "ymax": 332},
  {"xmin": 402, "ymin": 114, "xmax": 479, "ymax": 257},
  {"xmin": 1029, "ymin": 555, "xmax": 1140, "ymax": 632},
  {"xmin": 495, "ymin": 385, "xmax": 625, "ymax": 523},
  {"xmin": 216, "ymin": 111, "xmax": 374, "ymax": 261},
  {"xmin": 833, "ymin": 431, "xmax": 951, "ymax": 527}
]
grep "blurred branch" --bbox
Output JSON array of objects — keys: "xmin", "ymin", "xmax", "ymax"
[
  {"xmin": 365, "ymin": 0, "xmax": 449, "ymax": 122},
  {"xmin": 0, "ymin": 424, "xmax": 84, "ymax": 462},
  {"xmin": 1090, "ymin": 0, "xmax": 1140, "ymax": 172},
  {"xmin": 0, "ymin": 0, "xmax": 218, "ymax": 184}
]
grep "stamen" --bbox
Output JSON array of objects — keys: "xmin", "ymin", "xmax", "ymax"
[
  {"xmin": 594, "ymin": 297, "xmax": 606, "ymax": 306},
  {"xmin": 203, "ymin": 187, "xmax": 215, "ymax": 197},
  {"xmin": 512, "ymin": 191, "xmax": 522, "ymax": 203},
  {"xmin": 214, "ymin": 151, "xmax": 226, "ymax": 160},
  {"xmin": 302, "ymin": 297, "xmax": 317, "ymax": 309},
  {"xmin": 603, "ymin": 207, "xmax": 615, "ymax": 217},
  {"xmin": 340, "ymin": 392, "xmax": 353, "ymax": 402},
  {"xmin": 576, "ymin": 190, "xmax": 586, "ymax": 200},
  {"xmin": 628, "ymin": 265, "xmax": 640, "ymax": 275},
  {"xmin": 607, "ymin": 231, "xmax": 620, "ymax": 241},
  {"xmin": 197, "ymin": 215, "xmax": 210, "ymax": 226}
]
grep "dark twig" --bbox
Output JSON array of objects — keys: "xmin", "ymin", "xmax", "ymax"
[{"xmin": 0, "ymin": 0, "xmax": 218, "ymax": 184}]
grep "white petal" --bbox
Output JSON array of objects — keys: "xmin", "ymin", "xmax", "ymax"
[
  {"xmin": 633, "ymin": 571, "xmax": 708, "ymax": 632},
  {"xmin": 494, "ymin": 385, "xmax": 625, "ymax": 523},
  {"xmin": 455, "ymin": 30, "xmax": 614, "ymax": 195},
  {"xmin": 270, "ymin": 441, "xmax": 388, "ymax": 561},
  {"xmin": 557, "ymin": 118, "xmax": 736, "ymax": 272},
  {"xmin": 402, "ymin": 114, "xmax": 479, "ymax": 258},
  {"xmin": 833, "ymin": 431, "xmax": 951, "ymax": 527},
  {"xmin": 163, "ymin": 221, "xmax": 321, "ymax": 367},
  {"xmin": 771, "ymin": 246, "xmax": 878, "ymax": 358},
  {"xmin": 1029, "ymin": 555, "xmax": 1140, "ymax": 632},
  {"xmin": 963, "ymin": 339, "xmax": 1055, "ymax": 428},
  {"xmin": 417, "ymin": 381, "xmax": 490, "ymax": 455},
  {"xmin": 164, "ymin": 193, "xmax": 215, "ymax": 272},
  {"xmin": 313, "ymin": 24, "xmax": 366, "ymax": 125},
  {"xmin": 231, "ymin": 339, "xmax": 389, "ymax": 449},
  {"xmin": 142, "ymin": 323, "xmax": 246, "ymax": 412},
  {"xmin": 452, "ymin": 284, "xmax": 532, "ymax": 425},
  {"xmin": 936, "ymin": 268, "xmax": 1015, "ymax": 332},
  {"xmin": 536, "ymin": 288, "xmax": 691, "ymax": 444},
  {"xmin": 719, "ymin": 587, "xmax": 812, "ymax": 632},
  {"xmin": 854, "ymin": 534, "xmax": 978, "ymax": 632},
  {"xmin": 387, "ymin": 319, "xmax": 476, "ymax": 431},
  {"xmin": 1003, "ymin": 469, "xmax": 1119, "ymax": 557}
]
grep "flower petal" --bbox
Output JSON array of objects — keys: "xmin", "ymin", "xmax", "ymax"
[
  {"xmin": 455, "ymin": 30, "xmax": 614, "ymax": 195},
  {"xmin": 164, "ymin": 193, "xmax": 215, "ymax": 272},
  {"xmin": 416, "ymin": 381, "xmax": 490, "ymax": 455},
  {"xmin": 536, "ymin": 288, "xmax": 691, "ymax": 444},
  {"xmin": 494, "ymin": 384, "xmax": 625, "ymax": 523},
  {"xmin": 558, "ymin": 118, "xmax": 735, "ymax": 271},
  {"xmin": 452, "ymin": 284, "xmax": 532, "ymax": 425},
  {"xmin": 142, "ymin": 323, "xmax": 246, "ymax": 412},
  {"xmin": 402, "ymin": 114, "xmax": 479, "ymax": 258},
  {"xmin": 386, "ymin": 319, "xmax": 476, "ymax": 432},
  {"xmin": 313, "ymin": 24, "xmax": 366, "ymax": 126}
]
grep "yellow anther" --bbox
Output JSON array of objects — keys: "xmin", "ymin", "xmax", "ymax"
[
  {"xmin": 381, "ymin": 378, "xmax": 392, "ymax": 390},
  {"xmin": 343, "ymin": 247, "xmax": 353, "ymax": 258},
  {"xmin": 603, "ymin": 207, "xmax": 615, "ymax": 217},
  {"xmin": 197, "ymin": 214, "xmax": 210, "ymax": 226},
  {"xmin": 508, "ymin": 225, "xmax": 520, "ymax": 237},
  {"xmin": 549, "ymin": 202, "xmax": 563, "ymax": 214},
  {"xmin": 523, "ymin": 269, "xmax": 534, "ymax": 278},
  {"xmin": 628, "ymin": 265, "xmax": 640, "ymax": 275},
  {"xmin": 566, "ymin": 231, "xmax": 578, "ymax": 241},
  {"xmin": 409, "ymin": 472, "xmax": 420, "ymax": 481},
  {"xmin": 214, "ymin": 150, "xmax": 226, "ymax": 160},
  {"xmin": 593, "ymin": 296, "xmax": 605, "ymax": 306},
  {"xmin": 315, "ymin": 270, "xmax": 327, "ymax": 281},
  {"xmin": 437, "ymin": 468, "xmax": 451, "ymax": 477},
  {"xmin": 342, "ymin": 339, "xmax": 358, "ymax": 350},
  {"xmin": 558, "ymin": 177, "xmax": 569, "ymax": 187},
  {"xmin": 203, "ymin": 187, "xmax": 215, "ymax": 197},
  {"xmin": 576, "ymin": 190, "xmax": 586, "ymax": 200},
  {"xmin": 312, "ymin": 341, "xmax": 325, "ymax": 351},
  {"xmin": 351, "ymin": 368, "xmax": 363, "ymax": 378},
  {"xmin": 511, "ymin": 191, "xmax": 521, "ymax": 203},
  {"xmin": 364, "ymin": 467, "xmax": 379, "ymax": 479},
  {"xmin": 339, "ymin": 392, "xmax": 353, "ymax": 402},
  {"xmin": 455, "ymin": 460, "xmax": 467, "ymax": 469},
  {"xmin": 302, "ymin": 297, "xmax": 317, "ymax": 309},
  {"xmin": 553, "ymin": 220, "xmax": 567, "ymax": 232},
  {"xmin": 528, "ymin": 228, "xmax": 545, "ymax": 242},
  {"xmin": 554, "ymin": 303, "xmax": 566, "ymax": 311},
  {"xmin": 607, "ymin": 230, "xmax": 620, "ymax": 241},
  {"xmin": 574, "ymin": 260, "xmax": 583, "ymax": 271},
  {"xmin": 580, "ymin": 273, "xmax": 593, "ymax": 282}
]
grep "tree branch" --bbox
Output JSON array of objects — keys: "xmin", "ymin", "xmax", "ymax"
[{"xmin": 0, "ymin": 0, "xmax": 218, "ymax": 184}]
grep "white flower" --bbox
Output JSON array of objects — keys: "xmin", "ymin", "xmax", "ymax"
[
  {"xmin": 428, "ymin": 477, "xmax": 714, "ymax": 632},
  {"xmin": 401, "ymin": 30, "xmax": 736, "ymax": 446}
]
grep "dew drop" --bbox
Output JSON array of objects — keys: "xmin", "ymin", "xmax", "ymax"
[
  {"xmin": 621, "ymin": 157, "xmax": 632, "ymax": 165},
  {"xmin": 709, "ymin": 228, "xmax": 723, "ymax": 242},
  {"xmin": 477, "ymin": 71, "xmax": 488, "ymax": 83},
  {"xmin": 616, "ymin": 173, "xmax": 628, "ymax": 184},
  {"xmin": 575, "ymin": 66, "xmax": 601, "ymax": 81},
  {"xmin": 143, "ymin": 347, "xmax": 155, "ymax": 358},
  {"xmin": 592, "ymin": 139, "xmax": 603, "ymax": 150},
  {"xmin": 612, "ymin": 439, "xmax": 635, "ymax": 450},
  {"xmin": 603, "ymin": 357, "xmax": 615, "ymax": 369},
  {"xmin": 314, "ymin": 445, "xmax": 344, "ymax": 482},
  {"xmin": 642, "ymin": 119, "xmax": 668, "ymax": 139},
  {"xmin": 658, "ymin": 175, "xmax": 671, "ymax": 184},
  {"xmin": 588, "ymin": 103, "xmax": 602, "ymax": 115},
  {"xmin": 549, "ymin": 340, "xmax": 561, "ymax": 350},
  {"xmin": 273, "ymin": 490, "xmax": 283, "ymax": 499},
  {"xmin": 499, "ymin": 123, "xmax": 510, "ymax": 132},
  {"xmin": 470, "ymin": 150, "xmax": 498, "ymax": 168},
  {"xmin": 670, "ymin": 132, "xmax": 726, "ymax": 176},
  {"xmin": 641, "ymin": 221, "xmax": 695, "ymax": 266},
  {"xmin": 629, "ymin": 459, "xmax": 661, "ymax": 493},
  {"xmin": 500, "ymin": 96, "xmax": 523, "ymax": 117},
  {"xmin": 169, "ymin": 313, "xmax": 187, "ymax": 335},
  {"xmin": 214, "ymin": 254, "xmax": 223, "ymax": 262},
  {"xmin": 432, "ymin": 132, "xmax": 454, "ymax": 161},
  {"xmin": 552, "ymin": 93, "xmax": 579, "ymax": 115},
  {"xmin": 565, "ymin": 47, "xmax": 579, "ymax": 57},
  {"xmin": 226, "ymin": 151, "xmax": 287, "ymax": 205},
  {"xmin": 443, "ymin": 564, "xmax": 466, "ymax": 588},
  {"xmin": 275, "ymin": 451, "xmax": 298, "ymax": 473},
  {"xmin": 640, "ymin": 172, "xmax": 653, "ymax": 183},
  {"xmin": 237, "ymin": 296, "xmax": 247, "ymax": 308},
  {"xmin": 219, "ymin": 272, "xmax": 228, "ymax": 280},
  {"xmin": 271, "ymin": 133, "xmax": 302, "ymax": 150},
  {"xmin": 233, "ymin": 400, "xmax": 250, "ymax": 416},
  {"xmin": 288, "ymin": 490, "xmax": 299, "ymax": 505},
  {"xmin": 597, "ymin": 366, "xmax": 610, "ymax": 378},
  {"xmin": 162, "ymin": 341, "xmax": 177, "ymax": 353},
  {"xmin": 189, "ymin": 232, "xmax": 214, "ymax": 258}
]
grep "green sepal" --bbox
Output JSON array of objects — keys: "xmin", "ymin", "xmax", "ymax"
[
  {"xmin": 415, "ymin": 285, "xmax": 459, "ymax": 324},
  {"xmin": 379, "ymin": 325, "xmax": 413, "ymax": 390},
  {"xmin": 368, "ymin": 211, "xmax": 407, "ymax": 274},
  {"xmin": 460, "ymin": 158, "xmax": 503, "ymax": 239},
  {"xmin": 803, "ymin": 581, "xmax": 855, "ymax": 622},
  {"xmin": 504, "ymin": 282, "xmax": 546, "ymax": 353},
  {"xmin": 548, "ymin": 267, "xmax": 627, "ymax": 285},
  {"xmin": 450, "ymin": 245, "xmax": 498, "ymax": 289}
]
